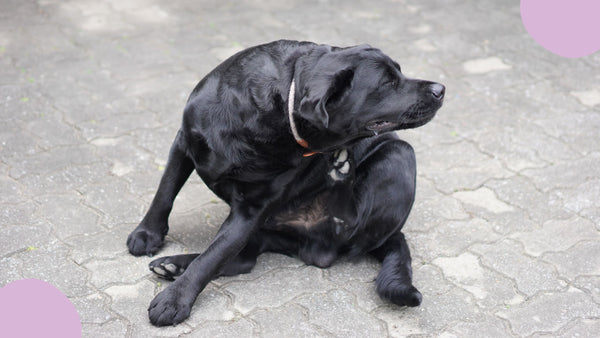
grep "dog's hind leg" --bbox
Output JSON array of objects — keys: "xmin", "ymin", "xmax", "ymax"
[
  {"xmin": 149, "ymin": 250, "xmax": 258, "ymax": 280},
  {"xmin": 221, "ymin": 229, "xmax": 303, "ymax": 274},
  {"xmin": 370, "ymin": 232, "xmax": 422, "ymax": 307},
  {"xmin": 216, "ymin": 243, "xmax": 260, "ymax": 277},
  {"xmin": 149, "ymin": 230, "xmax": 301, "ymax": 280},
  {"xmin": 127, "ymin": 130, "xmax": 195, "ymax": 256},
  {"xmin": 219, "ymin": 228, "xmax": 305, "ymax": 276},
  {"xmin": 149, "ymin": 247, "xmax": 260, "ymax": 281},
  {"xmin": 350, "ymin": 135, "xmax": 421, "ymax": 307}
]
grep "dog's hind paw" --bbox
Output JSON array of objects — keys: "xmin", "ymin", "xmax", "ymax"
[
  {"xmin": 149, "ymin": 261, "xmax": 184, "ymax": 281},
  {"xmin": 149, "ymin": 254, "xmax": 198, "ymax": 280},
  {"xmin": 377, "ymin": 283, "xmax": 422, "ymax": 307},
  {"xmin": 328, "ymin": 149, "xmax": 353, "ymax": 182}
]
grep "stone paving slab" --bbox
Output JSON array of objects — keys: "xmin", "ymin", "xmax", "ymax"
[{"xmin": 1, "ymin": 0, "xmax": 599, "ymax": 337}]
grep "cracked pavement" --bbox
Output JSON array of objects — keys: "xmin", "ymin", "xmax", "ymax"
[{"xmin": 1, "ymin": 0, "xmax": 599, "ymax": 337}]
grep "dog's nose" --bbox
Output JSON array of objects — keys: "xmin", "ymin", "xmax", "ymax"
[{"xmin": 429, "ymin": 83, "xmax": 445, "ymax": 100}]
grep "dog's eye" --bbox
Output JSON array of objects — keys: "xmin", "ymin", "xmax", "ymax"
[{"xmin": 384, "ymin": 80, "xmax": 398, "ymax": 88}]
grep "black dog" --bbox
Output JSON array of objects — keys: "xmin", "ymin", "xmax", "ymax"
[{"xmin": 127, "ymin": 40, "xmax": 444, "ymax": 326}]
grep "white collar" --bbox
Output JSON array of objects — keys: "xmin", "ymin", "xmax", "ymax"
[
  {"xmin": 288, "ymin": 79, "xmax": 318, "ymax": 156},
  {"xmin": 287, "ymin": 80, "xmax": 304, "ymax": 146}
]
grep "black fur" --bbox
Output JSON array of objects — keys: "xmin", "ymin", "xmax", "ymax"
[{"xmin": 126, "ymin": 40, "xmax": 444, "ymax": 326}]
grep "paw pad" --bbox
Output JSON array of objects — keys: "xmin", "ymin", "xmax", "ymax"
[
  {"xmin": 329, "ymin": 149, "xmax": 352, "ymax": 181},
  {"xmin": 149, "ymin": 261, "xmax": 185, "ymax": 280}
]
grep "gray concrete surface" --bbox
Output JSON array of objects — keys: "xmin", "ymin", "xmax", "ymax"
[{"xmin": 1, "ymin": 0, "xmax": 599, "ymax": 337}]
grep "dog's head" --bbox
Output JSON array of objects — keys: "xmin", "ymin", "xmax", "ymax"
[{"xmin": 294, "ymin": 44, "xmax": 445, "ymax": 152}]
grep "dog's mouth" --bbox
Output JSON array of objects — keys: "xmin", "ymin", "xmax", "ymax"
[
  {"xmin": 365, "ymin": 113, "xmax": 435, "ymax": 134},
  {"xmin": 326, "ymin": 111, "xmax": 438, "ymax": 152},
  {"xmin": 365, "ymin": 104, "xmax": 441, "ymax": 134},
  {"xmin": 366, "ymin": 120, "xmax": 396, "ymax": 133}
]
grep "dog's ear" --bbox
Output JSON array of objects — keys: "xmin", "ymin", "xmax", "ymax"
[
  {"xmin": 298, "ymin": 67, "xmax": 355, "ymax": 129},
  {"xmin": 325, "ymin": 68, "xmax": 354, "ymax": 107}
]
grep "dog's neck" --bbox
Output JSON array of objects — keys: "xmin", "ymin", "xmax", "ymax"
[{"xmin": 288, "ymin": 79, "xmax": 319, "ymax": 157}]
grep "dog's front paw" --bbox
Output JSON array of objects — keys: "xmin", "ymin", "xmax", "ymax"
[
  {"xmin": 328, "ymin": 149, "xmax": 353, "ymax": 183},
  {"xmin": 148, "ymin": 284, "xmax": 194, "ymax": 326},
  {"xmin": 127, "ymin": 225, "xmax": 166, "ymax": 257}
]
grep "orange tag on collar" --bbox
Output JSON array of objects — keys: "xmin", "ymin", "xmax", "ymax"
[
  {"xmin": 297, "ymin": 139, "xmax": 309, "ymax": 148},
  {"xmin": 296, "ymin": 138, "xmax": 320, "ymax": 157}
]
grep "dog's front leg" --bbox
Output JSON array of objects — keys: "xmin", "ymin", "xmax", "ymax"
[
  {"xmin": 127, "ymin": 131, "xmax": 195, "ymax": 256},
  {"xmin": 147, "ymin": 203, "xmax": 261, "ymax": 326}
]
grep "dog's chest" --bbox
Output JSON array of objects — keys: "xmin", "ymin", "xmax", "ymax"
[{"xmin": 271, "ymin": 192, "xmax": 330, "ymax": 231}]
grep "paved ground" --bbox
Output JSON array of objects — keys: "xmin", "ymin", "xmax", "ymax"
[{"xmin": 1, "ymin": 0, "xmax": 599, "ymax": 337}]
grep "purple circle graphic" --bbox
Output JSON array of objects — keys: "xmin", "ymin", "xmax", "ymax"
[
  {"xmin": 520, "ymin": 0, "xmax": 600, "ymax": 58},
  {"xmin": 0, "ymin": 279, "xmax": 81, "ymax": 337}
]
